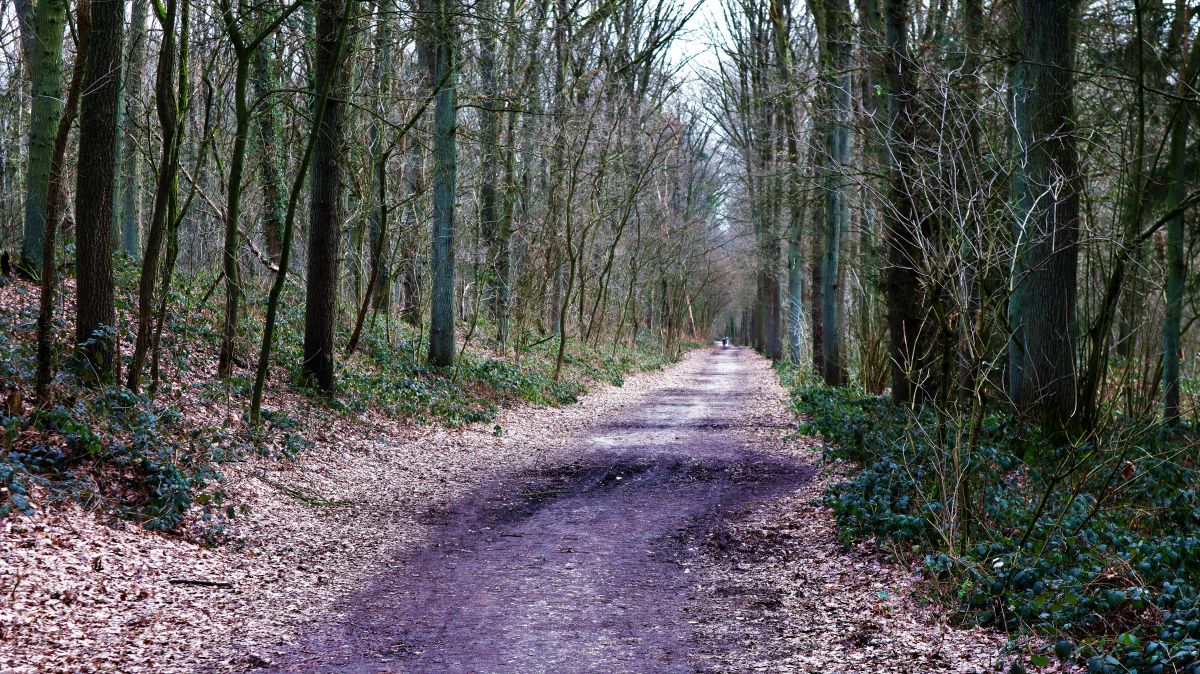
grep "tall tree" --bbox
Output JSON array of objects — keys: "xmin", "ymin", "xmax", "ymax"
[
  {"xmin": 127, "ymin": 0, "xmax": 187, "ymax": 392},
  {"xmin": 478, "ymin": 0, "xmax": 508, "ymax": 344},
  {"xmin": 365, "ymin": 0, "xmax": 394, "ymax": 313},
  {"xmin": 18, "ymin": 0, "xmax": 68, "ymax": 277},
  {"xmin": 303, "ymin": 0, "xmax": 351, "ymax": 391},
  {"xmin": 1007, "ymin": 0, "xmax": 1081, "ymax": 428},
  {"xmin": 1163, "ymin": 0, "xmax": 1200, "ymax": 422},
  {"xmin": 119, "ymin": 0, "xmax": 149, "ymax": 258},
  {"xmin": 346, "ymin": 0, "xmax": 397, "ymax": 356},
  {"xmin": 881, "ymin": 0, "xmax": 930, "ymax": 405},
  {"xmin": 251, "ymin": 0, "xmax": 352, "ymax": 422},
  {"xmin": 35, "ymin": 0, "xmax": 92, "ymax": 399},
  {"xmin": 770, "ymin": 0, "xmax": 804, "ymax": 365},
  {"xmin": 252, "ymin": 28, "xmax": 285, "ymax": 265},
  {"xmin": 812, "ymin": 0, "xmax": 851, "ymax": 385},
  {"xmin": 74, "ymin": 0, "xmax": 124, "ymax": 381},
  {"xmin": 956, "ymin": 0, "xmax": 984, "ymax": 401},
  {"xmin": 216, "ymin": 0, "xmax": 305, "ymax": 379},
  {"xmin": 427, "ymin": 0, "xmax": 459, "ymax": 367}
]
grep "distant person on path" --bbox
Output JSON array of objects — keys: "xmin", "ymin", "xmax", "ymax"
[{"xmin": 721, "ymin": 336, "xmax": 728, "ymax": 347}]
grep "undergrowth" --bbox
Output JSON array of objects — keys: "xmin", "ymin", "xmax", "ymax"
[
  {"xmin": 790, "ymin": 375, "xmax": 1200, "ymax": 674},
  {"xmin": 0, "ymin": 263, "xmax": 684, "ymax": 534}
]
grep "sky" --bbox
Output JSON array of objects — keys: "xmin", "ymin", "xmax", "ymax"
[{"xmin": 667, "ymin": 0, "xmax": 728, "ymax": 86}]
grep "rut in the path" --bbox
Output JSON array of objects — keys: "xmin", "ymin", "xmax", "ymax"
[{"xmin": 254, "ymin": 348, "xmax": 810, "ymax": 674}]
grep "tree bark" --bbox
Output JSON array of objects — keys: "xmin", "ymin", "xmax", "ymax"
[
  {"xmin": 119, "ymin": 0, "xmax": 149, "ymax": 259},
  {"xmin": 35, "ymin": 0, "xmax": 91, "ymax": 400},
  {"xmin": 427, "ymin": 0, "xmax": 458, "ymax": 367},
  {"xmin": 127, "ymin": 0, "xmax": 183, "ymax": 392},
  {"xmin": 303, "ymin": 0, "xmax": 350, "ymax": 391},
  {"xmin": 1007, "ymin": 0, "xmax": 1081, "ymax": 430},
  {"xmin": 74, "ymin": 0, "xmax": 124, "ymax": 382},
  {"xmin": 19, "ymin": 0, "xmax": 68, "ymax": 278},
  {"xmin": 1163, "ymin": 0, "xmax": 1198, "ymax": 422},
  {"xmin": 478, "ymin": 0, "xmax": 505, "ymax": 341},
  {"xmin": 771, "ymin": 0, "xmax": 805, "ymax": 365},
  {"xmin": 251, "ymin": 0, "xmax": 352, "ymax": 424},
  {"xmin": 216, "ymin": 0, "xmax": 305, "ymax": 378},
  {"xmin": 813, "ymin": 0, "xmax": 851, "ymax": 385},
  {"xmin": 881, "ymin": 0, "xmax": 930, "ymax": 405},
  {"xmin": 252, "ymin": 31, "xmax": 285, "ymax": 265},
  {"xmin": 216, "ymin": 42, "xmax": 250, "ymax": 379}
]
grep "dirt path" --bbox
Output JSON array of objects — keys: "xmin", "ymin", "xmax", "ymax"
[
  {"xmin": 256, "ymin": 347, "xmax": 812, "ymax": 673},
  {"xmin": 2, "ymin": 348, "xmax": 1003, "ymax": 673}
]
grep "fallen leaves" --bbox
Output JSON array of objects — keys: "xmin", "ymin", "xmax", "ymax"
[
  {"xmin": 1, "ymin": 346, "xmax": 1033, "ymax": 673},
  {"xmin": 687, "ymin": 353, "xmax": 1007, "ymax": 673},
  {"xmin": 0, "ymin": 348, "xmax": 688, "ymax": 673}
]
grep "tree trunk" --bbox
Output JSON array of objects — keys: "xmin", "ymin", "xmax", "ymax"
[
  {"xmin": 127, "ymin": 0, "xmax": 182, "ymax": 392},
  {"xmin": 1007, "ymin": 0, "xmax": 1081, "ymax": 430},
  {"xmin": 119, "ymin": 0, "xmax": 148, "ymax": 259},
  {"xmin": 816, "ymin": 0, "xmax": 851, "ymax": 386},
  {"xmin": 35, "ymin": 0, "xmax": 91, "ymax": 400},
  {"xmin": 217, "ymin": 53, "xmax": 250, "ymax": 379},
  {"xmin": 74, "ymin": 0, "xmax": 124, "ymax": 382},
  {"xmin": 251, "ymin": 0, "xmax": 351, "ymax": 423},
  {"xmin": 1163, "ymin": 0, "xmax": 1198, "ymax": 422},
  {"xmin": 881, "ymin": 0, "xmax": 929, "ymax": 405},
  {"xmin": 303, "ymin": 0, "xmax": 349, "ymax": 391},
  {"xmin": 427, "ymin": 0, "xmax": 458, "ymax": 367},
  {"xmin": 1163, "ymin": 106, "xmax": 1186, "ymax": 420},
  {"xmin": 253, "ymin": 32, "xmax": 285, "ymax": 265},
  {"xmin": 956, "ymin": 0, "xmax": 983, "ymax": 402},
  {"xmin": 347, "ymin": 1, "xmax": 398, "ymax": 356},
  {"xmin": 771, "ymin": 0, "xmax": 804, "ymax": 364},
  {"xmin": 478, "ymin": 0, "xmax": 505, "ymax": 342},
  {"xmin": 19, "ymin": 0, "xmax": 68, "ymax": 278}
]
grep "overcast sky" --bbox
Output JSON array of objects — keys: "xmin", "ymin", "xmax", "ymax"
[{"xmin": 667, "ymin": 0, "xmax": 728, "ymax": 85}]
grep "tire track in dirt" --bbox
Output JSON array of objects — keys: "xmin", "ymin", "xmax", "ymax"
[{"xmin": 254, "ymin": 347, "xmax": 812, "ymax": 673}]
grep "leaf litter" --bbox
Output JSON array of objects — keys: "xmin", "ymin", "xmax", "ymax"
[{"xmin": 1, "ymin": 347, "xmax": 1015, "ymax": 673}]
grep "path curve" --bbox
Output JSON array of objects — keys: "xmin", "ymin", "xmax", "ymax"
[{"xmin": 256, "ymin": 347, "xmax": 811, "ymax": 673}]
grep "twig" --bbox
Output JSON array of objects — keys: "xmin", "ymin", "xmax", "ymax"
[
  {"xmin": 168, "ymin": 579, "xmax": 233, "ymax": 589},
  {"xmin": 254, "ymin": 473, "xmax": 348, "ymax": 508}
]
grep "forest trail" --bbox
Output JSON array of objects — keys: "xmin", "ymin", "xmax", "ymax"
[{"xmin": 255, "ymin": 347, "xmax": 814, "ymax": 673}]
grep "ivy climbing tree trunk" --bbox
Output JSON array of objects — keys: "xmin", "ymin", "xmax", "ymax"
[
  {"xmin": 35, "ymin": 0, "xmax": 91, "ymax": 400},
  {"xmin": 216, "ymin": 0, "xmax": 305, "ymax": 379},
  {"xmin": 252, "ymin": 31, "xmax": 285, "ymax": 265},
  {"xmin": 1162, "ymin": 1, "xmax": 1200, "ymax": 423}
]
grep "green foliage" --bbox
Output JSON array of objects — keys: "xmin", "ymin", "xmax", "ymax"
[
  {"xmin": 301, "ymin": 327, "xmax": 668, "ymax": 427},
  {"xmin": 322, "ymin": 332, "xmax": 580, "ymax": 425},
  {"xmin": 2, "ymin": 386, "xmax": 222, "ymax": 530},
  {"xmin": 0, "ymin": 262, "xmax": 680, "ymax": 534},
  {"xmin": 793, "ymin": 380, "xmax": 1200, "ymax": 673}
]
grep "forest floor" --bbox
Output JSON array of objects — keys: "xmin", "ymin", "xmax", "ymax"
[{"xmin": 2, "ymin": 347, "xmax": 1006, "ymax": 673}]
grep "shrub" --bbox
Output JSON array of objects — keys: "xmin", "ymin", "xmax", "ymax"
[{"xmin": 793, "ymin": 380, "xmax": 1200, "ymax": 672}]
